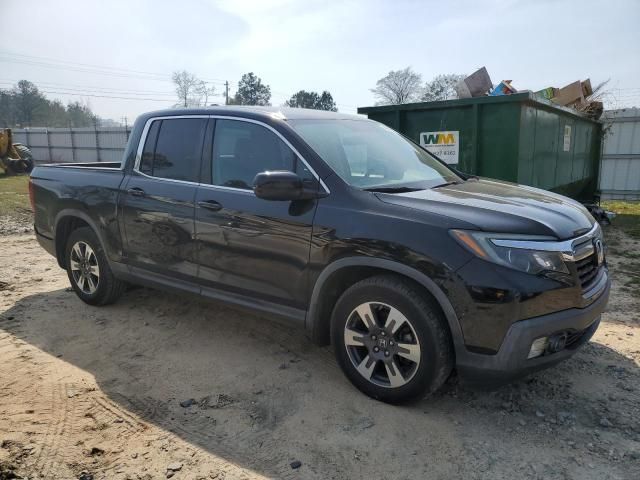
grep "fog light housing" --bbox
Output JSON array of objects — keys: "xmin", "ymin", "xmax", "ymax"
[
  {"xmin": 548, "ymin": 333, "xmax": 567, "ymax": 353},
  {"xmin": 528, "ymin": 337, "xmax": 549, "ymax": 359}
]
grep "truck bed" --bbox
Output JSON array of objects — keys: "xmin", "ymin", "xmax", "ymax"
[{"xmin": 30, "ymin": 163, "xmax": 126, "ymax": 251}]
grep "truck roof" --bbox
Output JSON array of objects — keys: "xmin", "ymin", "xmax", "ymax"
[{"xmin": 139, "ymin": 106, "xmax": 364, "ymax": 122}]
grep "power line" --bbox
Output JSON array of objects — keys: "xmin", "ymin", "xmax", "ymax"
[
  {"xmin": 0, "ymin": 57, "xmax": 173, "ymax": 81},
  {"xmin": 1, "ymin": 50, "xmax": 230, "ymax": 84},
  {"xmin": 0, "ymin": 78, "xmax": 176, "ymax": 94},
  {"xmin": 34, "ymin": 89, "xmax": 177, "ymax": 102},
  {"xmin": 0, "ymin": 51, "xmax": 228, "ymax": 85},
  {"xmin": 1, "ymin": 51, "xmax": 174, "ymax": 78},
  {"xmin": 2, "ymin": 50, "xmax": 357, "ymax": 111},
  {"xmin": 0, "ymin": 81, "xmax": 176, "ymax": 97}
]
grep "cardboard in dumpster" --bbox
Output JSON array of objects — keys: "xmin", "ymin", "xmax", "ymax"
[
  {"xmin": 535, "ymin": 87, "xmax": 558, "ymax": 100},
  {"xmin": 552, "ymin": 80, "xmax": 585, "ymax": 106},
  {"xmin": 582, "ymin": 100, "xmax": 603, "ymax": 120},
  {"xmin": 581, "ymin": 78, "xmax": 593, "ymax": 97},
  {"xmin": 489, "ymin": 80, "xmax": 517, "ymax": 96},
  {"xmin": 456, "ymin": 67, "xmax": 493, "ymax": 98},
  {"xmin": 452, "ymin": 68, "xmax": 598, "ymax": 118}
]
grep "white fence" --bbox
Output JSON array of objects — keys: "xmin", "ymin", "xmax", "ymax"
[
  {"xmin": 599, "ymin": 108, "xmax": 640, "ymax": 200},
  {"xmin": 12, "ymin": 127, "xmax": 132, "ymax": 164}
]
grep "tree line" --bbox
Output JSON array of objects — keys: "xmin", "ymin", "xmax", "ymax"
[
  {"xmin": 172, "ymin": 70, "xmax": 337, "ymax": 111},
  {"xmin": 173, "ymin": 67, "xmax": 466, "ymax": 111},
  {"xmin": 1, "ymin": 67, "xmax": 464, "ymax": 128},
  {"xmin": 1, "ymin": 80, "xmax": 99, "ymax": 128}
]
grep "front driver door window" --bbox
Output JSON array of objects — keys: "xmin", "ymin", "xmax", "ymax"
[{"xmin": 208, "ymin": 119, "xmax": 314, "ymax": 189}]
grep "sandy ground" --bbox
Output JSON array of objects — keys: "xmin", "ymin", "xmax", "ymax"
[{"xmin": 0, "ymin": 220, "xmax": 639, "ymax": 480}]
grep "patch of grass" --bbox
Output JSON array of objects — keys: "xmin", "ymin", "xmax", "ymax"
[
  {"xmin": 602, "ymin": 200, "xmax": 640, "ymax": 216},
  {"xmin": 602, "ymin": 201, "xmax": 640, "ymax": 240},
  {"xmin": 0, "ymin": 174, "xmax": 30, "ymax": 217}
]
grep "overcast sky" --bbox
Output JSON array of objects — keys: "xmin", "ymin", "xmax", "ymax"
[{"xmin": 2, "ymin": 0, "xmax": 639, "ymax": 122}]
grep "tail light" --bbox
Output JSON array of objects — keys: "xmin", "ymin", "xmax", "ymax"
[{"xmin": 28, "ymin": 177, "xmax": 35, "ymax": 211}]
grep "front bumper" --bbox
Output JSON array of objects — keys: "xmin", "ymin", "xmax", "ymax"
[{"xmin": 456, "ymin": 275, "xmax": 610, "ymax": 388}]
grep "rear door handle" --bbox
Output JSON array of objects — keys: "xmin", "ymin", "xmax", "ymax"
[
  {"xmin": 127, "ymin": 187, "xmax": 145, "ymax": 197},
  {"xmin": 198, "ymin": 200, "xmax": 223, "ymax": 211}
]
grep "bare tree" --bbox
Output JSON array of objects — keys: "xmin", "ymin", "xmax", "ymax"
[
  {"xmin": 422, "ymin": 74, "xmax": 466, "ymax": 102},
  {"xmin": 172, "ymin": 70, "xmax": 203, "ymax": 107},
  {"xmin": 371, "ymin": 67, "xmax": 423, "ymax": 105},
  {"xmin": 198, "ymin": 81, "xmax": 217, "ymax": 106}
]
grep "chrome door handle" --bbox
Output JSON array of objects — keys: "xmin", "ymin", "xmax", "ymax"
[
  {"xmin": 127, "ymin": 187, "xmax": 145, "ymax": 197},
  {"xmin": 198, "ymin": 200, "xmax": 223, "ymax": 211}
]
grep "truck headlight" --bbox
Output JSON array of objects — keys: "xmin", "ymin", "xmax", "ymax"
[{"xmin": 451, "ymin": 230, "xmax": 570, "ymax": 275}]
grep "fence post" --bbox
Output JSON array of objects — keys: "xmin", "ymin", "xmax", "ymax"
[
  {"xmin": 46, "ymin": 128, "xmax": 52, "ymax": 162},
  {"xmin": 69, "ymin": 125, "xmax": 76, "ymax": 163},
  {"xmin": 94, "ymin": 118, "xmax": 101, "ymax": 163}
]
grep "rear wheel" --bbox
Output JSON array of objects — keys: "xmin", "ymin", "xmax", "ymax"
[
  {"xmin": 65, "ymin": 227, "xmax": 126, "ymax": 306},
  {"xmin": 332, "ymin": 275, "xmax": 453, "ymax": 404}
]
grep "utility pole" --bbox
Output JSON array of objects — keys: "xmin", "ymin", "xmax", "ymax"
[{"xmin": 225, "ymin": 81, "xmax": 229, "ymax": 105}]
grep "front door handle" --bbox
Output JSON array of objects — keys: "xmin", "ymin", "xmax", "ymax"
[
  {"xmin": 127, "ymin": 187, "xmax": 146, "ymax": 197},
  {"xmin": 198, "ymin": 200, "xmax": 223, "ymax": 211}
]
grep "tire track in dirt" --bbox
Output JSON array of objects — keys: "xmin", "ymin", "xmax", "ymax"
[
  {"xmin": 121, "ymin": 394, "xmax": 299, "ymax": 479},
  {"xmin": 0, "ymin": 333, "xmax": 64, "ymax": 478}
]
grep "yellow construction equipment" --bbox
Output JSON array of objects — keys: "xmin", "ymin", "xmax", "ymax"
[{"xmin": 0, "ymin": 128, "xmax": 34, "ymax": 175}]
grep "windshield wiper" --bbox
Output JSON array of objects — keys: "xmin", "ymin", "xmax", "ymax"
[
  {"xmin": 364, "ymin": 186, "xmax": 425, "ymax": 193},
  {"xmin": 431, "ymin": 181, "xmax": 462, "ymax": 189}
]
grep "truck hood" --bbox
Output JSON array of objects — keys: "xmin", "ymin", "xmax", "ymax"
[{"xmin": 375, "ymin": 178, "xmax": 594, "ymax": 240}]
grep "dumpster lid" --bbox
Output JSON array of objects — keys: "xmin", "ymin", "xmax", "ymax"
[{"xmin": 358, "ymin": 92, "xmax": 600, "ymax": 123}]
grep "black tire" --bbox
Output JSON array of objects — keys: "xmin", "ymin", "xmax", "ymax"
[
  {"xmin": 331, "ymin": 274, "xmax": 454, "ymax": 404},
  {"xmin": 12, "ymin": 144, "xmax": 34, "ymax": 173},
  {"xmin": 65, "ymin": 227, "xmax": 126, "ymax": 306}
]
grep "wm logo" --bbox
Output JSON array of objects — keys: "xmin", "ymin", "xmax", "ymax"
[{"xmin": 422, "ymin": 133, "xmax": 456, "ymax": 145}]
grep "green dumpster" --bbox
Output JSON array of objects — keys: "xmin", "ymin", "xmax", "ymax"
[{"xmin": 358, "ymin": 92, "xmax": 602, "ymax": 201}]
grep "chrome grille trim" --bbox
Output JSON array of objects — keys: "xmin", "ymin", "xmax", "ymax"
[{"xmin": 491, "ymin": 223, "xmax": 602, "ymax": 262}]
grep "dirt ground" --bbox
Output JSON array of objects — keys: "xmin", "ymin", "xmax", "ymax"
[{"xmin": 1, "ymin": 217, "xmax": 639, "ymax": 480}]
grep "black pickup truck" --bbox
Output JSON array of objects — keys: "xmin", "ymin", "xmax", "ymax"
[{"xmin": 30, "ymin": 106, "xmax": 610, "ymax": 403}]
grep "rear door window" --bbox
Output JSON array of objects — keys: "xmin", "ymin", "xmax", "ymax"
[
  {"xmin": 138, "ymin": 117, "xmax": 207, "ymax": 183},
  {"xmin": 139, "ymin": 120, "xmax": 160, "ymax": 175}
]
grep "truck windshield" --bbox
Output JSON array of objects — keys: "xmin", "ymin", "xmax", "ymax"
[{"xmin": 288, "ymin": 119, "xmax": 461, "ymax": 190}]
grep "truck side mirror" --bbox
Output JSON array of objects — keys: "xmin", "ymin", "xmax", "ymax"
[{"xmin": 253, "ymin": 171, "xmax": 326, "ymax": 201}]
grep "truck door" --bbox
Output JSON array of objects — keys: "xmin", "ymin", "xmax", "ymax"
[
  {"xmin": 195, "ymin": 118, "xmax": 323, "ymax": 310},
  {"xmin": 120, "ymin": 116, "xmax": 209, "ymax": 285}
]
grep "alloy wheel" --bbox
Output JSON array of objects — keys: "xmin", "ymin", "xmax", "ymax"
[
  {"xmin": 344, "ymin": 302, "xmax": 421, "ymax": 388},
  {"xmin": 69, "ymin": 241, "xmax": 100, "ymax": 294}
]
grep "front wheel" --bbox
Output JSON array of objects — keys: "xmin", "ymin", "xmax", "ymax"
[
  {"xmin": 65, "ymin": 227, "xmax": 126, "ymax": 306},
  {"xmin": 332, "ymin": 275, "xmax": 453, "ymax": 404}
]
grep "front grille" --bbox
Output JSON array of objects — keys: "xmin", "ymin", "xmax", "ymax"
[{"xmin": 575, "ymin": 253, "xmax": 599, "ymax": 290}]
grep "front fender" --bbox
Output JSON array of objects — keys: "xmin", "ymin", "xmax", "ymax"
[{"xmin": 305, "ymin": 256, "xmax": 466, "ymax": 359}]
